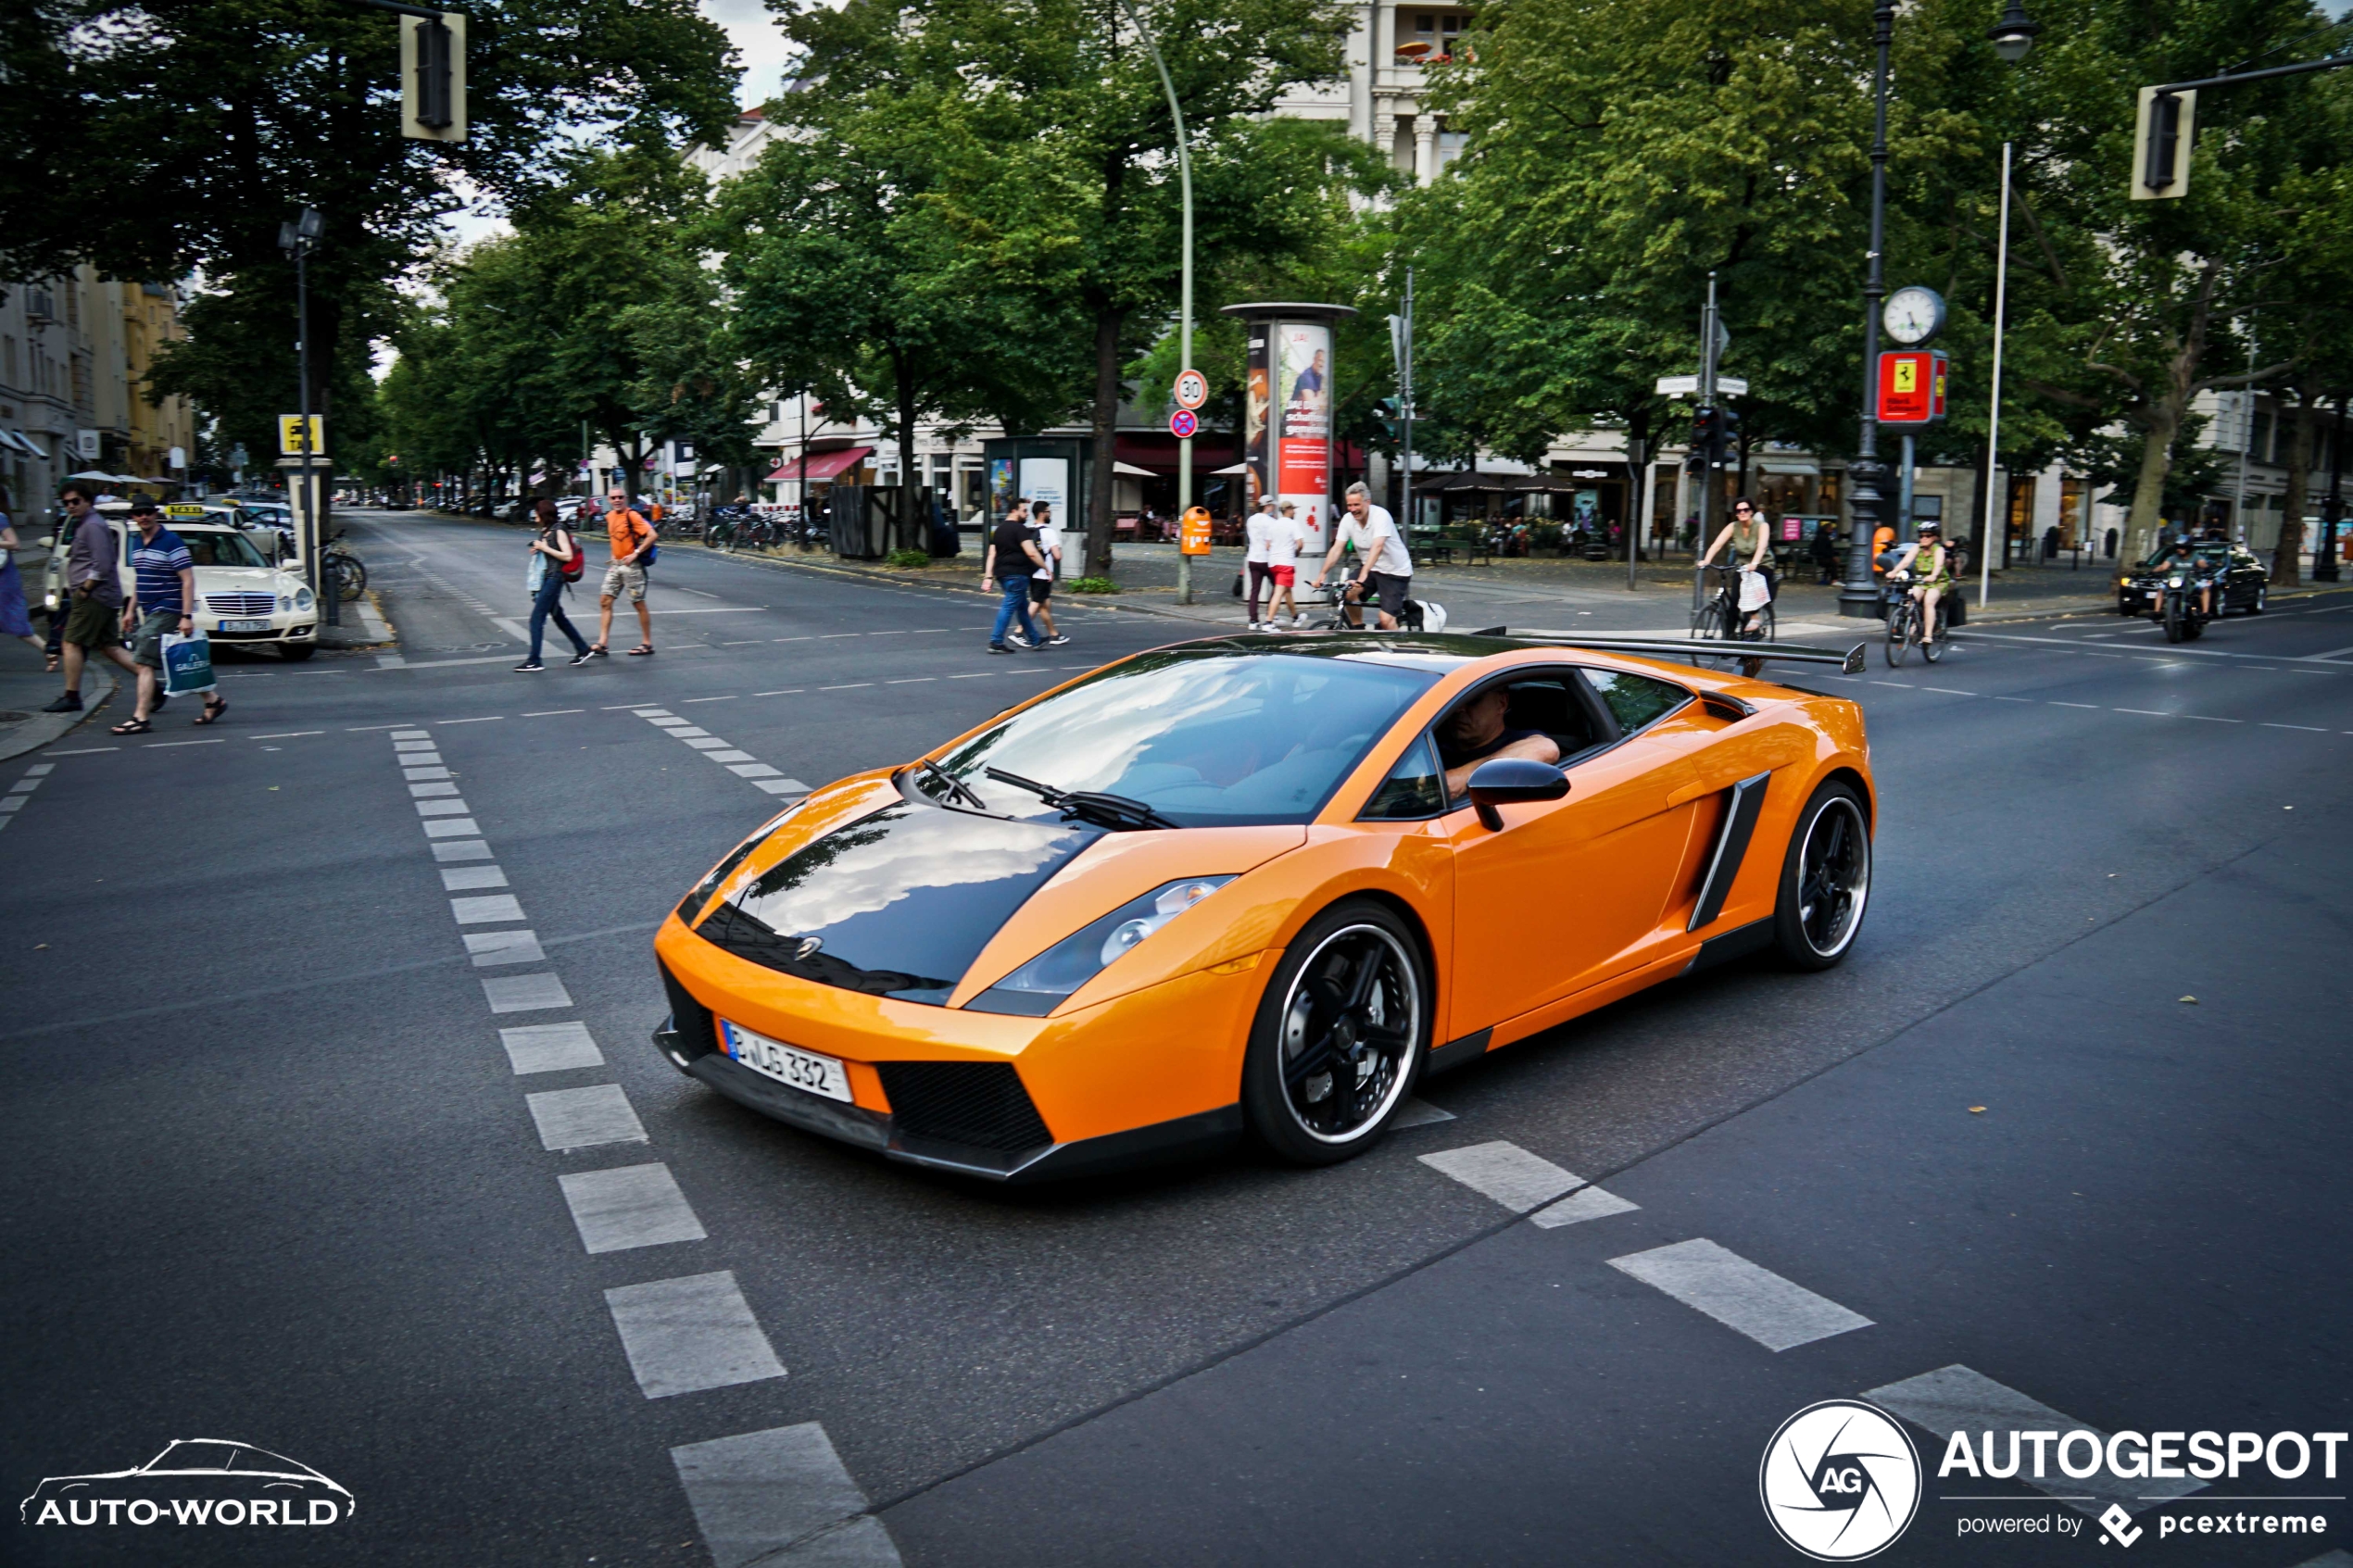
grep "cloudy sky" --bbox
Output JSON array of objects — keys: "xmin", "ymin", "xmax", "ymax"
[{"xmin": 702, "ymin": 0, "xmax": 798, "ymax": 107}]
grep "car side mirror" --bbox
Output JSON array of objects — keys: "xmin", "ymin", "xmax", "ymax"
[{"xmin": 1466, "ymin": 757, "xmax": 1569, "ymax": 831}]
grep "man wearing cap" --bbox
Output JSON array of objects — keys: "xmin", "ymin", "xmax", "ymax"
[{"xmin": 108, "ymin": 496, "xmax": 212, "ymax": 732}]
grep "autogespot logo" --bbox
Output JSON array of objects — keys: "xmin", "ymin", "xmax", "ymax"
[{"xmin": 1761, "ymin": 1400, "xmax": 1922, "ymax": 1561}]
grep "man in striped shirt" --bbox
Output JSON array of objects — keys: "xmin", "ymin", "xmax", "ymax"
[{"xmin": 112, "ymin": 497, "xmax": 216, "ymax": 732}]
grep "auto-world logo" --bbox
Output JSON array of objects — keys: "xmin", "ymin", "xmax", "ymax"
[
  {"xmin": 20, "ymin": 1439, "xmax": 354, "ymax": 1529},
  {"xmin": 1761, "ymin": 1400, "xmax": 1922, "ymax": 1561}
]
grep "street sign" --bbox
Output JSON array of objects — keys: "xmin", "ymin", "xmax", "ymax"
[
  {"xmin": 1173, "ymin": 369, "xmax": 1208, "ymax": 410},
  {"xmin": 1876, "ymin": 350, "xmax": 1948, "ymax": 425},
  {"xmin": 1169, "ymin": 408, "xmax": 1200, "ymax": 439},
  {"xmin": 1655, "ymin": 374, "xmax": 1748, "ymax": 398},
  {"xmin": 278, "ymin": 414, "xmax": 325, "ymax": 456}
]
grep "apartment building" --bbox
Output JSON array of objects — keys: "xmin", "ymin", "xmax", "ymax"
[{"xmin": 0, "ymin": 269, "xmax": 195, "ymax": 521}]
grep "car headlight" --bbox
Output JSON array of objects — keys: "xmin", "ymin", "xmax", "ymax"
[
  {"xmin": 295, "ymin": 588, "xmax": 315, "ymax": 611},
  {"xmin": 966, "ymin": 877, "xmax": 1235, "ymax": 1016}
]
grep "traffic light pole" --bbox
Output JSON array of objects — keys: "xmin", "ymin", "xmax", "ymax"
[
  {"xmin": 1114, "ymin": 0, "xmax": 1192, "ymax": 603},
  {"xmin": 1400, "ymin": 268, "xmax": 1415, "ymax": 547},
  {"xmin": 1838, "ymin": 1, "xmax": 1896, "ymax": 620}
]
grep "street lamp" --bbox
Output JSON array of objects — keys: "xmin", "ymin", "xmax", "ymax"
[
  {"xmin": 1838, "ymin": 2, "xmax": 2040, "ymax": 619},
  {"xmin": 277, "ymin": 207, "xmax": 332, "ymax": 624},
  {"xmin": 1111, "ymin": 0, "xmax": 1193, "ymax": 602}
]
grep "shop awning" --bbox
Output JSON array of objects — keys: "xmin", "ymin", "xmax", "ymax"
[
  {"xmin": 0, "ymin": 431, "xmax": 36, "ymax": 456},
  {"xmin": 765, "ymin": 445, "xmax": 872, "ymax": 483},
  {"xmin": 1208, "ymin": 462, "xmax": 1252, "ymax": 475},
  {"xmin": 1112, "ymin": 461, "xmax": 1158, "ymax": 477}
]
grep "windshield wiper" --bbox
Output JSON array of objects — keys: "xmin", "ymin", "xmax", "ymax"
[
  {"xmin": 913, "ymin": 757, "xmax": 988, "ymax": 810},
  {"xmin": 983, "ymin": 766, "xmax": 1181, "ymax": 832}
]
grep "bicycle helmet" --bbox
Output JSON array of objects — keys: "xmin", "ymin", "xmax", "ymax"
[{"xmin": 1917, "ymin": 521, "xmax": 1942, "ymax": 536}]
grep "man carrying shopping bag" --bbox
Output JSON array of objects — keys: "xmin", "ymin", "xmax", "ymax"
[{"xmin": 111, "ymin": 496, "xmax": 222, "ymax": 734}]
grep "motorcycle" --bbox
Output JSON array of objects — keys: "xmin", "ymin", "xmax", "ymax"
[{"xmin": 2155, "ymin": 562, "xmax": 2217, "ymax": 643}]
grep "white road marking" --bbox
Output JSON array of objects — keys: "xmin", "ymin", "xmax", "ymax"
[
  {"xmin": 2114, "ymin": 708, "xmax": 2171, "ymax": 717},
  {"xmin": 394, "ymin": 740, "xmax": 437, "ymax": 751},
  {"xmin": 663, "ymin": 726, "xmax": 712, "ymax": 737},
  {"xmin": 442, "ymin": 866, "xmax": 509, "ymax": 890},
  {"xmin": 1919, "ymin": 686, "xmax": 1978, "ymax": 696},
  {"xmin": 948, "ymin": 672, "xmax": 989, "ymax": 680},
  {"xmin": 450, "ymin": 894, "xmax": 526, "ymax": 923},
  {"xmin": 821, "ymin": 683, "xmax": 875, "ymax": 691},
  {"xmin": 1609, "ymin": 1238, "xmax": 1871, "ymax": 1351},
  {"xmin": 483, "ymin": 973, "xmax": 573, "ymax": 1012},
  {"xmin": 423, "ymin": 818, "xmax": 482, "ymax": 838},
  {"xmin": 1390, "ymin": 1098, "xmax": 1456, "ymax": 1128},
  {"xmin": 499, "ymin": 1022, "xmax": 603, "ymax": 1074},
  {"xmin": 522, "ymin": 709, "xmax": 583, "ymax": 717},
  {"xmin": 604, "ymin": 1271, "xmax": 786, "ymax": 1399},
  {"xmin": 404, "ymin": 766, "xmax": 453, "ymax": 781},
  {"xmin": 650, "ymin": 607, "xmax": 767, "ymax": 615},
  {"xmin": 145, "ymin": 738, "xmax": 224, "ymax": 748},
  {"xmin": 439, "ymin": 715, "xmax": 503, "ymax": 724},
  {"xmin": 390, "ymin": 730, "xmax": 432, "ymax": 739},
  {"xmin": 681, "ymin": 738, "xmax": 732, "ymax": 750},
  {"xmin": 2180, "ymin": 714, "xmax": 2240, "ymax": 722},
  {"xmin": 704, "ymin": 750, "xmax": 756, "ymax": 763},
  {"xmin": 684, "ymin": 695, "xmax": 738, "ymax": 702},
  {"xmin": 0, "ymin": 798, "xmax": 24, "ymax": 812},
  {"xmin": 2050, "ymin": 701, "xmax": 2100, "ymax": 709},
  {"xmin": 560, "ymin": 1163, "xmax": 708, "ymax": 1253},
  {"xmin": 44, "ymin": 746, "xmax": 116, "ymax": 755},
  {"xmin": 247, "ymin": 731, "xmax": 323, "ymax": 739},
  {"xmin": 887, "ymin": 678, "xmax": 936, "ymax": 684},
  {"xmin": 465, "ymin": 929, "xmax": 546, "ymax": 966},
  {"xmin": 411, "ymin": 782, "xmax": 461, "ymax": 798},
  {"xmin": 1419, "ymin": 1141, "xmax": 1583, "ymax": 1212},
  {"xmin": 527, "ymin": 1083, "xmax": 648, "ymax": 1149},
  {"xmin": 2266, "ymin": 722, "xmax": 2329, "ymax": 732},
  {"xmin": 433, "ymin": 839, "xmax": 495, "ymax": 862},
  {"xmin": 2294, "ymin": 644, "xmax": 2353, "ymax": 662},
  {"xmin": 24, "ymin": 764, "xmax": 54, "ymax": 775},
  {"xmin": 417, "ymin": 798, "xmax": 472, "ymax": 816},
  {"xmin": 1529, "ymin": 1185, "xmax": 1642, "ymax": 1229},
  {"xmin": 1864, "ymin": 1364, "xmax": 2205, "ymax": 1514},
  {"xmin": 1869, "ymin": 680, "xmax": 1914, "ymax": 689},
  {"xmin": 672, "ymin": 1423, "xmax": 902, "ymax": 1568},
  {"xmin": 755, "ymin": 779, "xmax": 811, "ymax": 796},
  {"xmin": 728, "ymin": 763, "xmax": 783, "ymax": 779},
  {"xmin": 754, "ymin": 689, "xmax": 804, "ymax": 696}
]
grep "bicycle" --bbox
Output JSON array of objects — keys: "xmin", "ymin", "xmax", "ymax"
[
  {"xmin": 322, "ymin": 536, "xmax": 367, "ymax": 602},
  {"xmin": 1689, "ymin": 564, "xmax": 1774, "ymax": 671},
  {"xmin": 1881, "ymin": 571, "xmax": 1943, "ymax": 665}
]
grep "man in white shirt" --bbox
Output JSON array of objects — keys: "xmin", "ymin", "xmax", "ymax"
[
  {"xmin": 1243, "ymin": 498, "xmax": 1278, "ymax": 629},
  {"xmin": 1311, "ymin": 482, "xmax": 1412, "ymax": 630},
  {"xmin": 1026, "ymin": 501, "xmax": 1071, "ymax": 646}
]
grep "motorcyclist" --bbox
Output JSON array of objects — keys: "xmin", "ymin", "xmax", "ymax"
[{"xmin": 2161, "ymin": 533, "xmax": 2217, "ymax": 618}]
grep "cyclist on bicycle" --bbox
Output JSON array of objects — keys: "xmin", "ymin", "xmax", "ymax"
[
  {"xmin": 1887, "ymin": 521, "xmax": 1952, "ymax": 644},
  {"xmin": 1696, "ymin": 497, "xmax": 1773, "ymax": 635}
]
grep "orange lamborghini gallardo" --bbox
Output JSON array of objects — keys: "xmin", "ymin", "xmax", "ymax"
[{"xmin": 653, "ymin": 633, "xmax": 1873, "ymax": 1181}]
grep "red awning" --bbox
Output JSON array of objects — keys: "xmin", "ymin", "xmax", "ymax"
[{"xmin": 765, "ymin": 446, "xmax": 872, "ymax": 483}]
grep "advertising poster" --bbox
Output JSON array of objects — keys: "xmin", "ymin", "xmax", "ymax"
[
  {"xmin": 1018, "ymin": 458, "xmax": 1069, "ymax": 514},
  {"xmin": 988, "ymin": 458, "xmax": 1015, "ymax": 516},
  {"xmin": 1244, "ymin": 332, "xmax": 1270, "ymax": 513},
  {"xmin": 1276, "ymin": 322, "xmax": 1332, "ymax": 549}
]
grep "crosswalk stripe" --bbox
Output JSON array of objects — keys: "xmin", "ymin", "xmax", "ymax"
[
  {"xmin": 464, "ymin": 929, "xmax": 545, "ymax": 967},
  {"xmin": 525, "ymin": 1084, "xmax": 647, "ymax": 1150},
  {"xmin": 449, "ymin": 894, "xmax": 525, "ymax": 924},
  {"xmin": 672, "ymin": 1424, "xmax": 901, "ymax": 1568},
  {"xmin": 1609, "ymin": 1238, "xmax": 1871, "ymax": 1350},
  {"xmin": 559, "ymin": 1163, "xmax": 707, "ymax": 1254},
  {"xmin": 1419, "ymin": 1141, "xmax": 1582, "ymax": 1211},
  {"xmin": 434, "ymin": 838, "xmax": 495, "ymax": 862},
  {"xmin": 497, "ymin": 1022, "xmax": 602, "ymax": 1074},
  {"xmin": 482, "ymin": 972, "xmax": 572, "ymax": 1012},
  {"xmin": 441, "ymin": 865, "xmax": 508, "ymax": 891},
  {"xmin": 1863, "ymin": 1364, "xmax": 2205, "ymax": 1514},
  {"xmin": 605, "ymin": 1271, "xmax": 786, "ymax": 1399},
  {"xmin": 1529, "ymin": 1185, "xmax": 1641, "ymax": 1228}
]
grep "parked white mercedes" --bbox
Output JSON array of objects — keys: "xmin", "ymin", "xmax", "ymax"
[{"xmin": 42, "ymin": 502, "xmax": 320, "ymax": 660}]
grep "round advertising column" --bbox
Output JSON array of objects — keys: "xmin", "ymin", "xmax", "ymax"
[{"xmin": 1220, "ymin": 302, "xmax": 1359, "ymax": 560}]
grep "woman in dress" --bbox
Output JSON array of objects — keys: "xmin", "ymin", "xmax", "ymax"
[{"xmin": 0, "ymin": 484, "xmax": 54, "ymax": 663}]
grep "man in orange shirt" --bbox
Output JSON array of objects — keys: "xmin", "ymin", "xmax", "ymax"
[{"xmin": 590, "ymin": 487, "xmax": 657, "ymax": 657}]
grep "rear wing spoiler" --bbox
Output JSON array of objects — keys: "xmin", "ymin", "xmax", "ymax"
[{"xmin": 1472, "ymin": 630, "xmax": 1870, "ymax": 676}]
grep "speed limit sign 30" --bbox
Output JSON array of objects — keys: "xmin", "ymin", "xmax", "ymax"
[{"xmin": 1173, "ymin": 369, "xmax": 1208, "ymax": 410}]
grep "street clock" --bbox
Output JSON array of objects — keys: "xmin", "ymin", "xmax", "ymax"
[{"xmin": 1882, "ymin": 285, "xmax": 1946, "ymax": 346}]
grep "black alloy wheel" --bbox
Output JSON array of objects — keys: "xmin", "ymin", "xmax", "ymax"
[
  {"xmin": 1241, "ymin": 900, "xmax": 1428, "ymax": 1165},
  {"xmin": 1773, "ymin": 781, "xmax": 1872, "ymax": 971}
]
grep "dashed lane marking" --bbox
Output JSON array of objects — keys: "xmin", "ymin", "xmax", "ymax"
[
  {"xmin": 145, "ymin": 738, "xmax": 224, "ymax": 748},
  {"xmin": 685, "ymin": 695, "xmax": 738, "ymax": 703},
  {"xmin": 483, "ymin": 973, "xmax": 572, "ymax": 1012},
  {"xmin": 2267, "ymin": 722, "xmax": 2330, "ymax": 732},
  {"xmin": 465, "ymin": 930, "xmax": 546, "ymax": 967},
  {"xmin": 1530, "ymin": 1185, "xmax": 1643, "ymax": 1229},
  {"xmin": 523, "ymin": 709, "xmax": 583, "ymax": 717},
  {"xmin": 821, "ymin": 683, "xmax": 874, "ymax": 691},
  {"xmin": 1919, "ymin": 687, "xmax": 1978, "ymax": 696},
  {"xmin": 1864, "ymin": 1365, "xmax": 2205, "ymax": 1514},
  {"xmin": 44, "ymin": 746, "xmax": 117, "ymax": 755},
  {"xmin": 247, "ymin": 731, "xmax": 324, "ymax": 739},
  {"xmin": 451, "ymin": 894, "xmax": 526, "ymax": 923},
  {"xmin": 753, "ymin": 689, "xmax": 804, "ymax": 696},
  {"xmin": 605, "ymin": 1271, "xmax": 786, "ymax": 1399},
  {"xmin": 526, "ymin": 1084, "xmax": 648, "ymax": 1150},
  {"xmin": 672, "ymin": 1423, "xmax": 903, "ymax": 1568},
  {"xmin": 2050, "ymin": 702, "xmax": 2099, "ymax": 709},
  {"xmin": 442, "ymin": 865, "xmax": 508, "ymax": 890},
  {"xmin": 1420, "ymin": 1141, "xmax": 1582, "ymax": 1211},
  {"xmin": 434, "ymin": 839, "xmax": 494, "ymax": 863},
  {"xmin": 499, "ymin": 1022, "xmax": 603, "ymax": 1074},
  {"xmin": 1608, "ymin": 1237, "xmax": 1871, "ymax": 1351},
  {"xmin": 560, "ymin": 1163, "xmax": 708, "ymax": 1254},
  {"xmin": 438, "ymin": 715, "xmax": 503, "ymax": 724}
]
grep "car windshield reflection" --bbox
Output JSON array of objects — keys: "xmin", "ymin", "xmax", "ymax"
[{"xmin": 922, "ymin": 649, "xmax": 1439, "ymax": 828}]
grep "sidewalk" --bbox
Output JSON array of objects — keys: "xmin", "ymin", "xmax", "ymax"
[
  {"xmin": 664, "ymin": 536, "xmax": 2165, "ymax": 637},
  {"xmin": 0, "ymin": 630, "xmax": 117, "ymax": 765}
]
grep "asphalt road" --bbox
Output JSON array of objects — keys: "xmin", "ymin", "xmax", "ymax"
[{"xmin": 5, "ymin": 510, "xmax": 2349, "ymax": 1567}]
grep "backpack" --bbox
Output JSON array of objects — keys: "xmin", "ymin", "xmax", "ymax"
[{"xmin": 560, "ymin": 532, "xmax": 586, "ymax": 583}]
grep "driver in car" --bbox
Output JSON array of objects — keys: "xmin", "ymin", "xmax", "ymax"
[{"xmin": 1437, "ymin": 686, "xmax": 1560, "ymax": 802}]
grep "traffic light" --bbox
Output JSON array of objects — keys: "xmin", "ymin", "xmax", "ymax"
[
  {"xmin": 2131, "ymin": 86, "xmax": 2195, "ymax": 200},
  {"xmin": 1718, "ymin": 405, "xmax": 1741, "ymax": 459},
  {"xmin": 401, "ymin": 11, "xmax": 467, "ymax": 142},
  {"xmin": 1373, "ymin": 398, "xmax": 1401, "ymax": 442},
  {"xmin": 1692, "ymin": 406, "xmax": 1721, "ymax": 461}
]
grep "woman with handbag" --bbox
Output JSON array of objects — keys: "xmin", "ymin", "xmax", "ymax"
[
  {"xmin": 1696, "ymin": 496, "xmax": 1774, "ymax": 635},
  {"xmin": 516, "ymin": 498, "xmax": 593, "ymax": 671}
]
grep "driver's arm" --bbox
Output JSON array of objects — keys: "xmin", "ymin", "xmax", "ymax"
[{"xmin": 1443, "ymin": 734, "xmax": 1562, "ymax": 801}]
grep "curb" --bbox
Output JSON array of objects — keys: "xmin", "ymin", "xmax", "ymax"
[{"xmin": 0, "ymin": 663, "xmax": 120, "ymax": 764}]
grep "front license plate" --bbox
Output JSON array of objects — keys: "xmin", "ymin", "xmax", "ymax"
[
  {"xmin": 220, "ymin": 619, "xmax": 271, "ymax": 633},
  {"xmin": 721, "ymin": 1021, "xmax": 852, "ymax": 1102}
]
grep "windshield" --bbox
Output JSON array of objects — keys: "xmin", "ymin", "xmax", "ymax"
[
  {"xmin": 920, "ymin": 649, "xmax": 1438, "ymax": 828},
  {"xmin": 184, "ymin": 531, "xmax": 272, "ymax": 568}
]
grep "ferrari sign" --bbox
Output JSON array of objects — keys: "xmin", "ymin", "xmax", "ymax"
[
  {"xmin": 1173, "ymin": 369, "xmax": 1208, "ymax": 410},
  {"xmin": 1876, "ymin": 351, "xmax": 1947, "ymax": 426}
]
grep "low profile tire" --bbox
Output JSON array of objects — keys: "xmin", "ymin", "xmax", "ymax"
[
  {"xmin": 1772, "ymin": 781, "xmax": 1871, "ymax": 971},
  {"xmin": 279, "ymin": 643, "xmax": 315, "ymax": 661},
  {"xmin": 1241, "ymin": 898, "xmax": 1429, "ymax": 1166}
]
